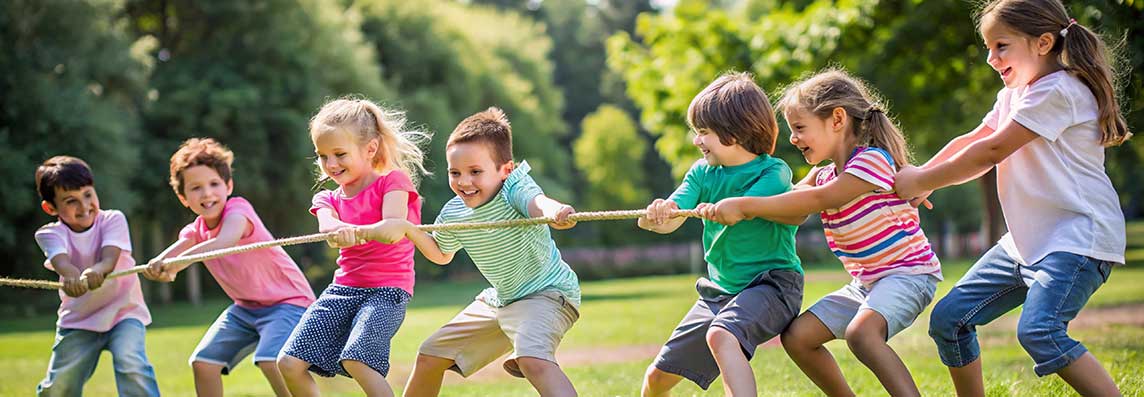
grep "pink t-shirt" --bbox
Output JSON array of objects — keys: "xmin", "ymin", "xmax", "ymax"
[
  {"xmin": 35, "ymin": 210, "xmax": 151, "ymax": 332},
  {"xmin": 180, "ymin": 197, "xmax": 316, "ymax": 309},
  {"xmin": 310, "ymin": 170, "xmax": 421, "ymax": 293}
]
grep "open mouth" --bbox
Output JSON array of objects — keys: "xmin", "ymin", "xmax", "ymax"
[
  {"xmin": 1000, "ymin": 67, "xmax": 1012, "ymax": 79},
  {"xmin": 201, "ymin": 201, "xmax": 218, "ymax": 211},
  {"xmin": 458, "ymin": 189, "xmax": 479, "ymax": 198}
]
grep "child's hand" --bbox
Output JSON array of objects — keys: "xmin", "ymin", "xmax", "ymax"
[
  {"xmin": 643, "ymin": 199, "xmax": 679, "ymax": 225},
  {"xmin": 359, "ymin": 220, "xmax": 409, "ymax": 244},
  {"xmin": 549, "ymin": 205, "xmax": 577, "ymax": 230},
  {"xmin": 62, "ymin": 276, "xmax": 88, "ymax": 297},
  {"xmin": 705, "ymin": 198, "xmax": 749, "ymax": 226},
  {"xmin": 143, "ymin": 258, "xmax": 176, "ymax": 283},
  {"xmin": 81, "ymin": 267, "xmax": 106, "ymax": 290},
  {"xmin": 894, "ymin": 165, "xmax": 928, "ymax": 203},
  {"xmin": 327, "ymin": 227, "xmax": 361, "ymax": 248}
]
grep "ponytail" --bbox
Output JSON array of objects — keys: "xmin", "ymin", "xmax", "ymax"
[{"xmin": 1059, "ymin": 23, "xmax": 1132, "ymax": 146}]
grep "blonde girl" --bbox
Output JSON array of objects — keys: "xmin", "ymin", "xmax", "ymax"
[
  {"xmin": 277, "ymin": 98, "xmax": 430, "ymax": 397},
  {"xmin": 700, "ymin": 69, "xmax": 941, "ymax": 396}
]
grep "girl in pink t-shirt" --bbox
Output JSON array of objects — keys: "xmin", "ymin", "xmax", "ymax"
[{"xmin": 277, "ymin": 98, "xmax": 429, "ymax": 397}]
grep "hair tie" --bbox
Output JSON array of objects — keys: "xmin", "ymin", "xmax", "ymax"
[
  {"xmin": 1060, "ymin": 18, "xmax": 1077, "ymax": 37},
  {"xmin": 867, "ymin": 106, "xmax": 883, "ymax": 119}
]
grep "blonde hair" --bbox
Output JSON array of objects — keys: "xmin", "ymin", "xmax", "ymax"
[
  {"xmin": 309, "ymin": 98, "xmax": 431, "ymax": 186},
  {"xmin": 978, "ymin": 0, "xmax": 1131, "ymax": 146},
  {"xmin": 777, "ymin": 69, "xmax": 912, "ymax": 169}
]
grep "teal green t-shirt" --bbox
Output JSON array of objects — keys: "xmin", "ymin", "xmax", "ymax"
[{"xmin": 669, "ymin": 155, "xmax": 802, "ymax": 295}]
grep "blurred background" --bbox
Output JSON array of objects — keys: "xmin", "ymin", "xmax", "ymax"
[{"xmin": 2, "ymin": 0, "xmax": 1141, "ymax": 315}]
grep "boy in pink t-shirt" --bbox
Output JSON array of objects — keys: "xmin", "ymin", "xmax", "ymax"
[
  {"xmin": 144, "ymin": 138, "xmax": 315, "ymax": 397},
  {"xmin": 33, "ymin": 156, "xmax": 159, "ymax": 396}
]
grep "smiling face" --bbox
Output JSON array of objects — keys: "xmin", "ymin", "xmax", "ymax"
[
  {"xmin": 446, "ymin": 142, "xmax": 513, "ymax": 208},
  {"xmin": 44, "ymin": 186, "xmax": 100, "ymax": 232},
  {"xmin": 313, "ymin": 129, "xmax": 377, "ymax": 190},
  {"xmin": 784, "ymin": 108, "xmax": 848, "ymax": 166},
  {"xmin": 981, "ymin": 13, "xmax": 1057, "ymax": 88},
  {"xmin": 692, "ymin": 129, "xmax": 747, "ymax": 166},
  {"xmin": 177, "ymin": 165, "xmax": 233, "ymax": 227}
]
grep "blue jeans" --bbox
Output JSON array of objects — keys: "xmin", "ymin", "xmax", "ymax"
[
  {"xmin": 37, "ymin": 319, "xmax": 160, "ymax": 396},
  {"xmin": 929, "ymin": 245, "xmax": 1113, "ymax": 376}
]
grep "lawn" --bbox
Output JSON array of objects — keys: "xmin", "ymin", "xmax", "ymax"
[{"xmin": 2, "ymin": 259, "xmax": 1143, "ymax": 396}]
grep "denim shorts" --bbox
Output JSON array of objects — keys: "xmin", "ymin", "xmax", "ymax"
[
  {"xmin": 929, "ymin": 245, "xmax": 1113, "ymax": 376},
  {"xmin": 280, "ymin": 285, "xmax": 410, "ymax": 378},
  {"xmin": 807, "ymin": 273, "xmax": 938, "ymax": 340},
  {"xmin": 652, "ymin": 270, "xmax": 803, "ymax": 390},
  {"xmin": 190, "ymin": 303, "xmax": 307, "ymax": 374}
]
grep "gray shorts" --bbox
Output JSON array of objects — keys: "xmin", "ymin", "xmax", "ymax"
[
  {"xmin": 652, "ymin": 269, "xmax": 803, "ymax": 390},
  {"xmin": 807, "ymin": 273, "xmax": 938, "ymax": 340}
]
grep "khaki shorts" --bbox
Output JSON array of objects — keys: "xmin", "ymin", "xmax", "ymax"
[{"xmin": 418, "ymin": 289, "xmax": 579, "ymax": 377}]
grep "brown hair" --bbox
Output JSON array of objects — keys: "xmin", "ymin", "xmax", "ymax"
[
  {"xmin": 979, "ymin": 0, "xmax": 1131, "ymax": 146},
  {"xmin": 686, "ymin": 72, "xmax": 780, "ymax": 155},
  {"xmin": 309, "ymin": 98, "xmax": 431, "ymax": 185},
  {"xmin": 35, "ymin": 156, "xmax": 94, "ymax": 204},
  {"xmin": 447, "ymin": 107, "xmax": 514, "ymax": 165},
  {"xmin": 777, "ymin": 68, "xmax": 912, "ymax": 168},
  {"xmin": 169, "ymin": 138, "xmax": 234, "ymax": 197}
]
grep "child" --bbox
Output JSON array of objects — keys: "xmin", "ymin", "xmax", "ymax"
[
  {"xmin": 142, "ymin": 138, "xmax": 316, "ymax": 397},
  {"xmin": 363, "ymin": 107, "xmax": 581, "ymax": 397},
  {"xmin": 275, "ymin": 98, "xmax": 429, "ymax": 397},
  {"xmin": 700, "ymin": 69, "xmax": 942, "ymax": 396},
  {"xmin": 32, "ymin": 156, "xmax": 159, "ymax": 396},
  {"xmin": 638, "ymin": 73, "xmax": 804, "ymax": 397},
  {"xmin": 894, "ymin": 1, "xmax": 1130, "ymax": 395}
]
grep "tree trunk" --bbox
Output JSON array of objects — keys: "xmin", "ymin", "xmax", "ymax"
[
  {"xmin": 151, "ymin": 220, "xmax": 172, "ymax": 305},
  {"xmin": 980, "ymin": 168, "xmax": 1006, "ymax": 245}
]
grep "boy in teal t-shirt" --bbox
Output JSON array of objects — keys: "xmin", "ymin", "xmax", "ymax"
[{"xmin": 639, "ymin": 72, "xmax": 804, "ymax": 395}]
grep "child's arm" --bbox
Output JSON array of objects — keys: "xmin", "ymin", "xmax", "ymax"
[
  {"xmin": 360, "ymin": 220, "xmax": 454, "ymax": 265},
  {"xmin": 47, "ymin": 254, "xmax": 88, "ymax": 297},
  {"xmin": 896, "ymin": 120, "xmax": 1038, "ymax": 200},
  {"xmin": 638, "ymin": 199, "xmax": 688, "ymax": 234},
  {"xmin": 528, "ymin": 194, "xmax": 576, "ymax": 230},
  {"xmin": 80, "ymin": 246, "xmax": 121, "ymax": 290},
  {"xmin": 142, "ymin": 237, "xmax": 196, "ymax": 282},
  {"xmin": 146, "ymin": 212, "xmax": 252, "ymax": 278},
  {"xmin": 701, "ymin": 173, "xmax": 880, "ymax": 226},
  {"xmin": 900, "ymin": 123, "xmax": 994, "ymax": 207}
]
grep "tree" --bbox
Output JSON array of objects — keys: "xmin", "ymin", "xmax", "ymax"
[
  {"xmin": 0, "ymin": 0, "xmax": 146, "ymax": 289},
  {"xmin": 574, "ymin": 104, "xmax": 649, "ymax": 210}
]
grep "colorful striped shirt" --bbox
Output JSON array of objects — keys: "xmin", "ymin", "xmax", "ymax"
[
  {"xmin": 432, "ymin": 161, "xmax": 580, "ymax": 307},
  {"xmin": 816, "ymin": 147, "xmax": 941, "ymax": 285}
]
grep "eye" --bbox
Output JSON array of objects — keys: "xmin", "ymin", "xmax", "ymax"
[
  {"xmin": 449, "ymin": 171, "xmax": 460, "ymax": 177},
  {"xmin": 336, "ymin": 153, "xmax": 346, "ymax": 158},
  {"xmin": 471, "ymin": 170, "xmax": 483, "ymax": 175}
]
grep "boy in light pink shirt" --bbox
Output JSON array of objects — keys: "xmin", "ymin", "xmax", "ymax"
[
  {"xmin": 144, "ymin": 138, "xmax": 314, "ymax": 397},
  {"xmin": 33, "ymin": 156, "xmax": 159, "ymax": 397}
]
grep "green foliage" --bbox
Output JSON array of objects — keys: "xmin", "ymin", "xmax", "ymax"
[
  {"xmin": 0, "ymin": 0, "xmax": 146, "ymax": 279},
  {"xmin": 123, "ymin": 0, "xmax": 391, "ymax": 264},
  {"xmin": 574, "ymin": 104, "xmax": 649, "ymax": 210}
]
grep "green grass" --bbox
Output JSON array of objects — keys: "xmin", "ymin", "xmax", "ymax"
[{"xmin": 3, "ymin": 259, "xmax": 1144, "ymax": 396}]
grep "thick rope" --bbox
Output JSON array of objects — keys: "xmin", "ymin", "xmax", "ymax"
[{"xmin": 0, "ymin": 209, "xmax": 699, "ymax": 290}]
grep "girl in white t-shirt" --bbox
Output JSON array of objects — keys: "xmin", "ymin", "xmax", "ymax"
[{"xmin": 895, "ymin": 0, "xmax": 1130, "ymax": 395}]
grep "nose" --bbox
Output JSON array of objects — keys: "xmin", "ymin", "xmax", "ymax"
[
  {"xmin": 323, "ymin": 156, "xmax": 338, "ymax": 170},
  {"xmin": 692, "ymin": 133, "xmax": 701, "ymax": 146},
  {"xmin": 789, "ymin": 133, "xmax": 799, "ymax": 146},
  {"xmin": 986, "ymin": 49, "xmax": 1000, "ymax": 69}
]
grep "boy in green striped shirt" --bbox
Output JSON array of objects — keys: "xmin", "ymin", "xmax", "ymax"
[{"xmin": 364, "ymin": 107, "xmax": 580, "ymax": 397}]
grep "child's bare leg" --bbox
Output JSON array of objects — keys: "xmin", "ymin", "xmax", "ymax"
[
  {"xmin": 844, "ymin": 310, "xmax": 919, "ymax": 397},
  {"xmin": 781, "ymin": 313, "xmax": 853, "ymax": 396},
  {"xmin": 257, "ymin": 361, "xmax": 292, "ymax": 397},
  {"xmin": 516, "ymin": 357, "xmax": 576, "ymax": 397},
  {"xmin": 342, "ymin": 359, "xmax": 394, "ymax": 397},
  {"xmin": 402, "ymin": 353, "xmax": 455, "ymax": 397},
  {"xmin": 277, "ymin": 354, "xmax": 319, "ymax": 397},
  {"xmin": 641, "ymin": 366, "xmax": 683, "ymax": 397},
  {"xmin": 706, "ymin": 327, "xmax": 755, "ymax": 396},
  {"xmin": 1056, "ymin": 352, "xmax": 1121, "ymax": 396},
  {"xmin": 947, "ymin": 358, "xmax": 984, "ymax": 397},
  {"xmin": 191, "ymin": 361, "xmax": 225, "ymax": 397}
]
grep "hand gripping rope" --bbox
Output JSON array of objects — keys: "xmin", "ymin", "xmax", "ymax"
[{"xmin": 0, "ymin": 209, "xmax": 699, "ymax": 290}]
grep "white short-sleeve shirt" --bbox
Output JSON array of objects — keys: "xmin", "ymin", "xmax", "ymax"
[{"xmin": 983, "ymin": 70, "xmax": 1125, "ymax": 265}]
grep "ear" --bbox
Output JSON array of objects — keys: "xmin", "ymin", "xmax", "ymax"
[
  {"xmin": 366, "ymin": 138, "xmax": 380, "ymax": 162},
  {"xmin": 831, "ymin": 107, "xmax": 848, "ymax": 132},
  {"xmin": 1036, "ymin": 32, "xmax": 1056, "ymax": 56},
  {"xmin": 176, "ymin": 193, "xmax": 191, "ymax": 208},
  {"xmin": 499, "ymin": 161, "xmax": 515, "ymax": 180},
  {"xmin": 41, "ymin": 201, "xmax": 58, "ymax": 216},
  {"xmin": 226, "ymin": 179, "xmax": 234, "ymax": 196}
]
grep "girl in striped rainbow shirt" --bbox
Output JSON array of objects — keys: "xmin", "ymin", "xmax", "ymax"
[{"xmin": 699, "ymin": 69, "xmax": 940, "ymax": 396}]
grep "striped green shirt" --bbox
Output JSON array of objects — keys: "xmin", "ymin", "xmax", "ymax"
[{"xmin": 432, "ymin": 161, "xmax": 580, "ymax": 307}]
